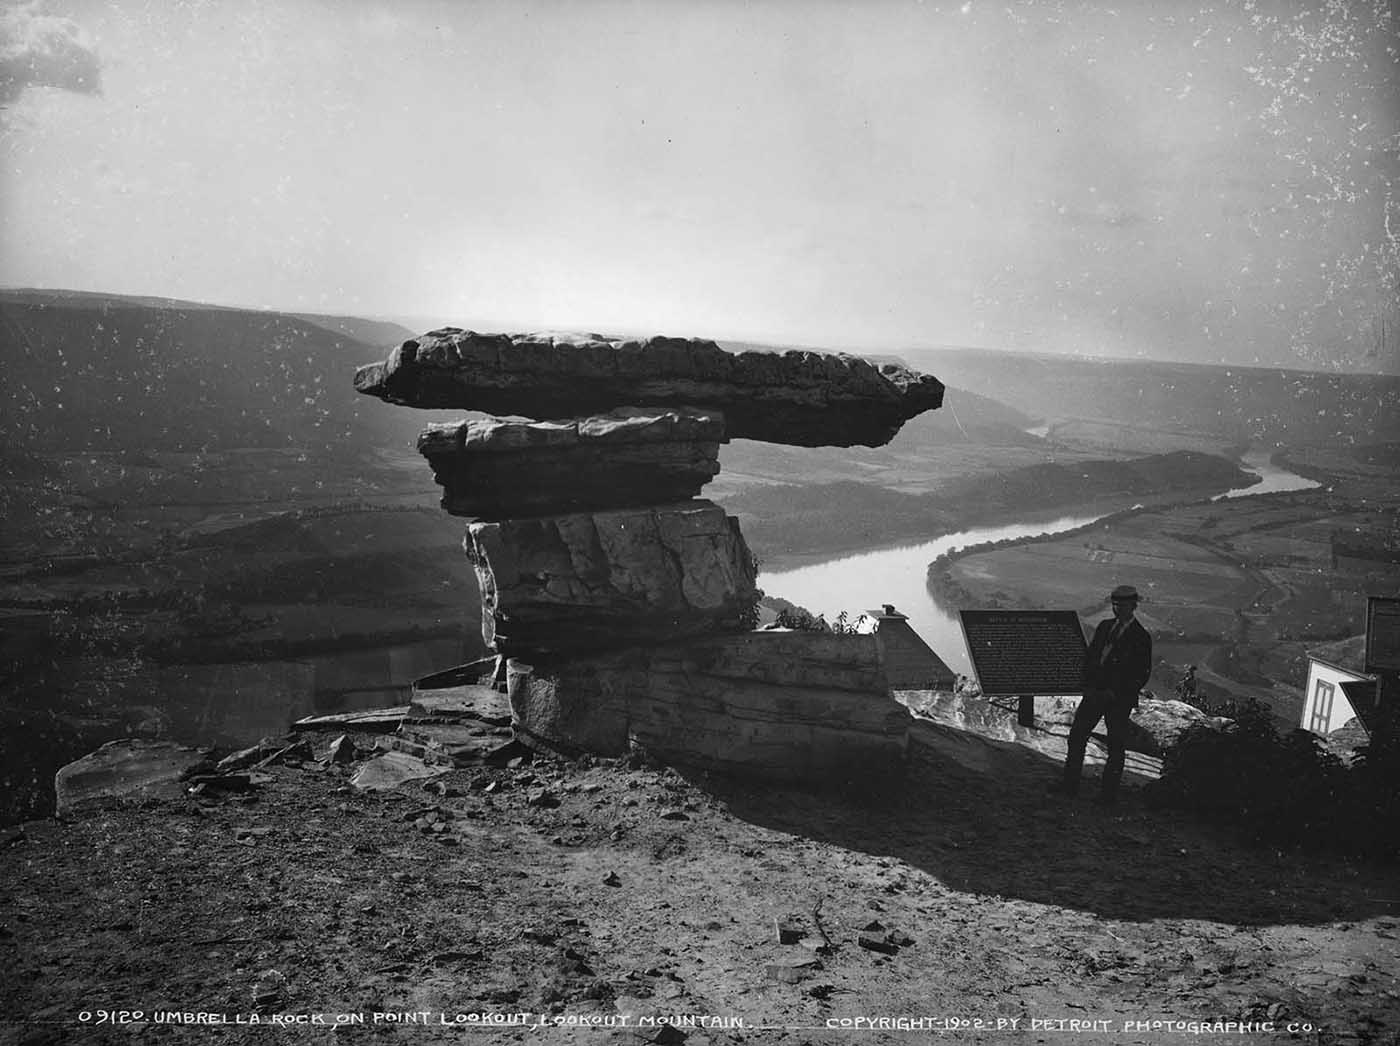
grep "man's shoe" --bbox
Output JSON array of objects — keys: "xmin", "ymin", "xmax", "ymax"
[{"xmin": 1046, "ymin": 781, "xmax": 1078, "ymax": 798}]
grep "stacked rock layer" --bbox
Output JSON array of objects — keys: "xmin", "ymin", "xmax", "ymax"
[
  {"xmin": 417, "ymin": 407, "xmax": 723, "ymax": 518},
  {"xmin": 355, "ymin": 331, "xmax": 946, "ymax": 783},
  {"xmin": 466, "ymin": 499, "xmax": 756, "ymax": 655},
  {"xmin": 505, "ymin": 632, "xmax": 910, "ymax": 785},
  {"xmin": 356, "ymin": 329, "xmax": 945, "ymax": 447}
]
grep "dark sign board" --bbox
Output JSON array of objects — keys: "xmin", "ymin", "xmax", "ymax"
[
  {"xmin": 1365, "ymin": 597, "xmax": 1400, "ymax": 676},
  {"xmin": 959, "ymin": 610, "xmax": 1088, "ymax": 697}
]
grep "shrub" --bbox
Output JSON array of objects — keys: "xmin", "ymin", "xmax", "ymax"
[
  {"xmin": 774, "ymin": 606, "xmax": 830, "ymax": 632},
  {"xmin": 771, "ymin": 607, "xmax": 859, "ymax": 633},
  {"xmin": 1149, "ymin": 698, "xmax": 1400, "ymax": 861}
]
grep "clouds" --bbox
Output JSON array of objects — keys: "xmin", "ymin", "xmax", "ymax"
[{"xmin": 0, "ymin": 1, "xmax": 101, "ymax": 106}]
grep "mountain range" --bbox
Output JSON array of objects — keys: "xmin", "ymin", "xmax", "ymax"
[
  {"xmin": 6, "ymin": 287, "xmax": 1396, "ymax": 493},
  {"xmin": 904, "ymin": 347, "xmax": 1400, "ymax": 450}
]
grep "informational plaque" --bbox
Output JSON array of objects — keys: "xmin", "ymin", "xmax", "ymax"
[
  {"xmin": 959, "ymin": 610, "xmax": 1088, "ymax": 697},
  {"xmin": 1365, "ymin": 596, "xmax": 1400, "ymax": 676}
]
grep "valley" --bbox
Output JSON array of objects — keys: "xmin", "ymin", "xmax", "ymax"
[
  {"xmin": 2, "ymin": 288, "xmax": 1396, "ymax": 824},
  {"xmin": 721, "ymin": 450, "xmax": 1254, "ymax": 571},
  {"xmin": 927, "ymin": 443, "xmax": 1400, "ymax": 728},
  {"xmin": 0, "ymin": 476, "xmax": 488, "ymax": 822},
  {"xmin": 6, "ymin": 8, "xmax": 1397, "ymax": 1035}
]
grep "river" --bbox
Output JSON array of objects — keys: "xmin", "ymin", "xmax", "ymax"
[
  {"xmin": 1213, "ymin": 449, "xmax": 1322, "ymax": 499},
  {"xmin": 757, "ymin": 451, "xmax": 1319, "ymax": 676}
]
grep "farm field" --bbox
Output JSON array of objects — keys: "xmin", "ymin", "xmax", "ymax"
[
  {"xmin": 711, "ymin": 436, "xmax": 1105, "ymax": 498},
  {"xmin": 1027, "ymin": 417, "xmax": 1248, "ymax": 456},
  {"xmin": 934, "ymin": 459, "xmax": 1400, "ymax": 724},
  {"xmin": 947, "ymin": 530, "xmax": 1258, "ymax": 638}
]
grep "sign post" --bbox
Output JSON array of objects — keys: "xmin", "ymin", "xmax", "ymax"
[
  {"xmin": 1364, "ymin": 596, "xmax": 1400, "ymax": 735},
  {"xmin": 1364, "ymin": 596, "xmax": 1400, "ymax": 676},
  {"xmin": 958, "ymin": 610, "xmax": 1088, "ymax": 726}
]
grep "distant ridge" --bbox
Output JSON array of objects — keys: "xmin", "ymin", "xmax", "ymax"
[
  {"xmin": 9, "ymin": 287, "xmax": 1391, "ymax": 454},
  {"xmin": 908, "ymin": 342, "xmax": 1394, "ymax": 378},
  {"xmin": 0, "ymin": 287, "xmax": 244, "ymax": 312},
  {"xmin": 0, "ymin": 288, "xmax": 456, "ymax": 454},
  {"xmin": 290, "ymin": 313, "xmax": 415, "ymax": 351},
  {"xmin": 0, "ymin": 289, "xmax": 415, "ymax": 350},
  {"xmin": 899, "ymin": 346, "xmax": 1399, "ymax": 448}
]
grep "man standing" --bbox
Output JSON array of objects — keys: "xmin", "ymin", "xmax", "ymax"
[{"xmin": 1049, "ymin": 584, "xmax": 1152, "ymax": 805}]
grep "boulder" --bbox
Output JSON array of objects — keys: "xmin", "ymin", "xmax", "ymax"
[
  {"xmin": 327, "ymin": 734, "xmax": 359, "ymax": 764},
  {"xmin": 417, "ymin": 408, "xmax": 723, "ymax": 518},
  {"xmin": 54, "ymin": 739, "xmax": 212, "ymax": 817},
  {"xmin": 354, "ymin": 330, "xmax": 944, "ymax": 448},
  {"xmin": 507, "ymin": 631, "xmax": 909, "ymax": 785},
  {"xmin": 215, "ymin": 738, "xmax": 284, "ymax": 773},
  {"xmin": 1126, "ymin": 698, "xmax": 1233, "ymax": 757},
  {"xmin": 467, "ymin": 500, "xmax": 758, "ymax": 655},
  {"xmin": 348, "ymin": 751, "xmax": 447, "ymax": 791},
  {"xmin": 388, "ymin": 722, "xmax": 514, "ymax": 767},
  {"xmin": 505, "ymin": 655, "xmax": 632, "ymax": 756},
  {"xmin": 899, "ymin": 693, "xmax": 1231, "ymax": 760},
  {"xmin": 408, "ymin": 684, "xmax": 512, "ymax": 726}
]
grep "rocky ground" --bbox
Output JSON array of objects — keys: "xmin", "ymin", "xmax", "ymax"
[{"xmin": 3, "ymin": 714, "xmax": 1398, "ymax": 1046}]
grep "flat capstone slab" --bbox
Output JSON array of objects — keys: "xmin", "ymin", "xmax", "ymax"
[{"xmin": 354, "ymin": 330, "xmax": 944, "ymax": 448}]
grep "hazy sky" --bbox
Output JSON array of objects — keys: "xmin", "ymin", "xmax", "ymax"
[{"xmin": 1, "ymin": 0, "xmax": 1396, "ymax": 370}]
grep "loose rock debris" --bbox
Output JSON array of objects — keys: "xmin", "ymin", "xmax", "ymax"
[{"xmin": 7, "ymin": 721, "xmax": 1400, "ymax": 1044}]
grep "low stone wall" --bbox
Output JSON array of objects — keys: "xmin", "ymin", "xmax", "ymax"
[{"xmin": 507, "ymin": 631, "xmax": 909, "ymax": 785}]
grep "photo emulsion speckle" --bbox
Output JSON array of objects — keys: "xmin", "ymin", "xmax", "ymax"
[{"xmin": 1, "ymin": 1, "xmax": 1398, "ymax": 1040}]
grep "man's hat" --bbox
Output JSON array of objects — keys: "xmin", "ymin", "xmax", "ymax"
[{"xmin": 1110, "ymin": 584, "xmax": 1140, "ymax": 602}]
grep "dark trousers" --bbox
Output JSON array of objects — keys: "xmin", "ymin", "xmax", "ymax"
[{"xmin": 1062, "ymin": 688, "xmax": 1133, "ymax": 796}]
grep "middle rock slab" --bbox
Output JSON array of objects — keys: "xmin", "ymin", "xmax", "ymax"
[
  {"xmin": 418, "ymin": 407, "xmax": 723, "ymax": 519},
  {"xmin": 466, "ymin": 500, "xmax": 758, "ymax": 656}
]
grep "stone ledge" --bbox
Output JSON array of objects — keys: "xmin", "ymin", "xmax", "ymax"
[{"xmin": 507, "ymin": 631, "xmax": 909, "ymax": 785}]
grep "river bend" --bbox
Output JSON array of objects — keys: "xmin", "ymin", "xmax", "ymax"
[{"xmin": 758, "ymin": 451, "xmax": 1318, "ymax": 675}]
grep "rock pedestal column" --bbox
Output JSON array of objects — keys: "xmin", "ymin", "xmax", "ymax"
[{"xmin": 356, "ymin": 332, "xmax": 946, "ymax": 784}]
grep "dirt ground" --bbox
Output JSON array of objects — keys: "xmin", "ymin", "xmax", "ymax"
[
  {"xmin": 6, "ymin": 448, "xmax": 1391, "ymax": 1044},
  {"xmin": 3, "ymin": 718, "xmax": 1398, "ymax": 1046}
]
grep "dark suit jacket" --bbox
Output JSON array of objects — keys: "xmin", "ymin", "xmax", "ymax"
[{"xmin": 1083, "ymin": 617, "xmax": 1152, "ymax": 702}]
